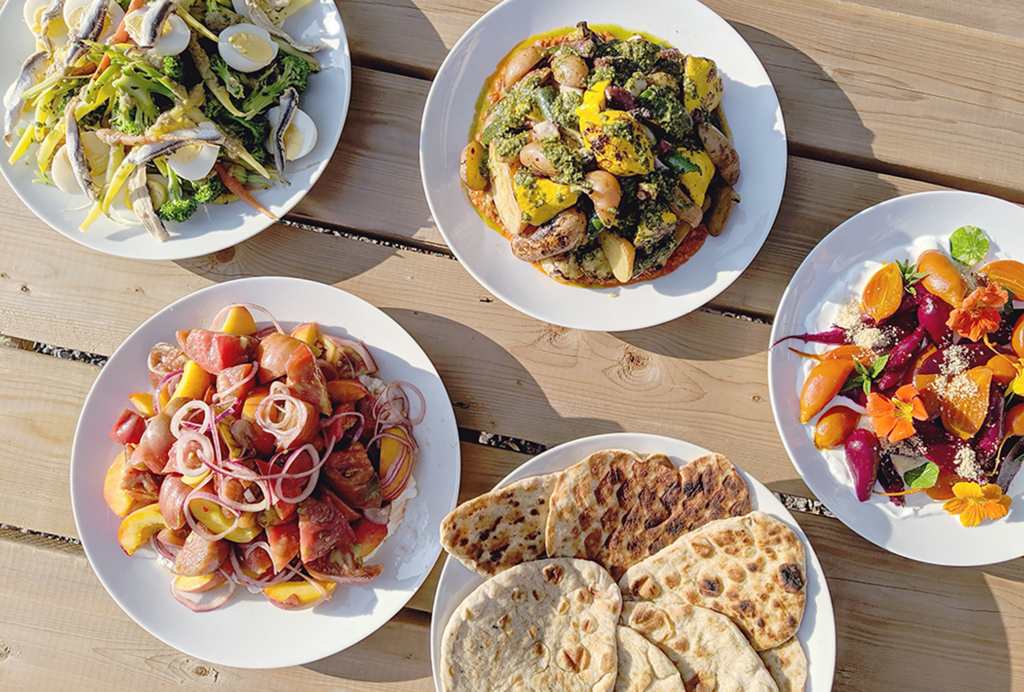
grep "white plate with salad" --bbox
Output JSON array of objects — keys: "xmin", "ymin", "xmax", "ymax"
[
  {"xmin": 429, "ymin": 433, "xmax": 836, "ymax": 691},
  {"xmin": 420, "ymin": 0, "xmax": 786, "ymax": 332},
  {"xmin": 70, "ymin": 277, "xmax": 460, "ymax": 668},
  {"xmin": 0, "ymin": 0, "xmax": 351, "ymax": 261},
  {"xmin": 769, "ymin": 190, "xmax": 1024, "ymax": 566}
]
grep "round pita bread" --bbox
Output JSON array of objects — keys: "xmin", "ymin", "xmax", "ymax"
[
  {"xmin": 622, "ymin": 601, "xmax": 779, "ymax": 692},
  {"xmin": 619, "ymin": 511, "xmax": 806, "ymax": 651},
  {"xmin": 615, "ymin": 626, "xmax": 686, "ymax": 692},
  {"xmin": 440, "ymin": 558, "xmax": 621, "ymax": 692}
]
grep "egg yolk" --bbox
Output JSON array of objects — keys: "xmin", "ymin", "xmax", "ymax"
[
  {"xmin": 282, "ymin": 123, "xmax": 304, "ymax": 160},
  {"xmin": 229, "ymin": 32, "xmax": 275, "ymax": 62}
]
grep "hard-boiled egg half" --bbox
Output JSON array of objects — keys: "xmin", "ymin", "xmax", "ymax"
[
  {"xmin": 51, "ymin": 132, "xmax": 130, "ymax": 209},
  {"xmin": 266, "ymin": 105, "xmax": 317, "ymax": 163},
  {"xmin": 123, "ymin": 7, "xmax": 190, "ymax": 56},
  {"xmin": 167, "ymin": 144, "xmax": 220, "ymax": 182},
  {"xmin": 63, "ymin": 0, "xmax": 124, "ymax": 43},
  {"xmin": 24, "ymin": 0, "xmax": 68, "ymax": 40},
  {"xmin": 218, "ymin": 24, "xmax": 278, "ymax": 73}
]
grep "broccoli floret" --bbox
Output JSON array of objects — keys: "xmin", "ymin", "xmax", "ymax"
[
  {"xmin": 109, "ymin": 71, "xmax": 176, "ymax": 135},
  {"xmin": 241, "ymin": 55, "xmax": 312, "ymax": 115},
  {"xmin": 209, "ymin": 54, "xmax": 245, "ymax": 99},
  {"xmin": 636, "ymin": 85, "xmax": 692, "ymax": 143},
  {"xmin": 192, "ymin": 175, "xmax": 227, "ymax": 204},
  {"xmin": 157, "ymin": 162, "xmax": 199, "ymax": 222},
  {"xmin": 162, "ymin": 55, "xmax": 187, "ymax": 84}
]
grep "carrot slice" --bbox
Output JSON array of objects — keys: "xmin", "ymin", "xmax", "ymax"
[
  {"xmin": 214, "ymin": 162, "xmax": 278, "ymax": 221},
  {"xmin": 95, "ymin": 0, "xmax": 145, "ymax": 75}
]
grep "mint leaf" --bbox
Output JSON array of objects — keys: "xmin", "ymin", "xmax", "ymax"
[
  {"xmin": 949, "ymin": 225, "xmax": 990, "ymax": 265},
  {"xmin": 904, "ymin": 462, "xmax": 939, "ymax": 490},
  {"xmin": 843, "ymin": 356, "xmax": 889, "ymax": 396},
  {"xmin": 869, "ymin": 354, "xmax": 889, "ymax": 378}
]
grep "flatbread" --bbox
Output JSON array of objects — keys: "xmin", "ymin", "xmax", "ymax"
[
  {"xmin": 440, "ymin": 473, "xmax": 558, "ymax": 577},
  {"xmin": 545, "ymin": 451, "xmax": 752, "ymax": 579},
  {"xmin": 759, "ymin": 637, "xmax": 808, "ymax": 692},
  {"xmin": 622, "ymin": 601, "xmax": 778, "ymax": 692},
  {"xmin": 619, "ymin": 511, "xmax": 806, "ymax": 651},
  {"xmin": 440, "ymin": 558, "xmax": 621, "ymax": 692},
  {"xmin": 615, "ymin": 626, "xmax": 686, "ymax": 692}
]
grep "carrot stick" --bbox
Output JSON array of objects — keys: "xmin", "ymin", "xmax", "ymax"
[
  {"xmin": 214, "ymin": 162, "xmax": 278, "ymax": 221},
  {"xmin": 95, "ymin": 0, "xmax": 146, "ymax": 75}
]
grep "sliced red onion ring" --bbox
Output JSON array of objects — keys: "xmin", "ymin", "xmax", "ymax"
[
  {"xmin": 171, "ymin": 399, "xmax": 214, "ymax": 438},
  {"xmin": 255, "ymin": 381, "xmax": 310, "ymax": 448},
  {"xmin": 170, "ymin": 573, "xmax": 237, "ymax": 612},
  {"xmin": 184, "ymin": 488, "xmax": 241, "ymax": 542}
]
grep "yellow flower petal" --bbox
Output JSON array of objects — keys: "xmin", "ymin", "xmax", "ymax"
[
  {"xmin": 981, "ymin": 484, "xmax": 1004, "ymax": 501},
  {"xmin": 960, "ymin": 505, "xmax": 986, "ymax": 527},
  {"xmin": 952, "ymin": 482, "xmax": 984, "ymax": 500},
  {"xmin": 943, "ymin": 498, "xmax": 969, "ymax": 514},
  {"xmin": 984, "ymin": 502, "xmax": 1010, "ymax": 521}
]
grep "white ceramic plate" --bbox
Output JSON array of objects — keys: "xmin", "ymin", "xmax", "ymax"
[
  {"xmin": 429, "ymin": 433, "xmax": 835, "ymax": 691},
  {"xmin": 420, "ymin": 0, "xmax": 786, "ymax": 331},
  {"xmin": 0, "ymin": 1, "xmax": 351, "ymax": 261},
  {"xmin": 769, "ymin": 190, "xmax": 1024, "ymax": 566},
  {"xmin": 70, "ymin": 277, "xmax": 460, "ymax": 668}
]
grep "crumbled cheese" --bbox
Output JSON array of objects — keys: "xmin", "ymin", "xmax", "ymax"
[
  {"xmin": 944, "ymin": 371, "xmax": 981, "ymax": 410},
  {"xmin": 955, "ymin": 446, "xmax": 982, "ymax": 480},
  {"xmin": 853, "ymin": 327, "xmax": 891, "ymax": 350},
  {"xmin": 835, "ymin": 299, "xmax": 863, "ymax": 331},
  {"xmin": 939, "ymin": 345, "xmax": 970, "ymax": 378}
]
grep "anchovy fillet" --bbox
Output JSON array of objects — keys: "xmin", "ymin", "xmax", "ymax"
[
  {"xmin": 138, "ymin": 0, "xmax": 174, "ymax": 48},
  {"xmin": 127, "ymin": 164, "xmax": 170, "ymax": 242},
  {"xmin": 65, "ymin": 97, "xmax": 99, "ymax": 201},
  {"xmin": 4, "ymin": 51, "xmax": 48, "ymax": 144},
  {"xmin": 38, "ymin": 0, "xmax": 67, "ymax": 53},
  {"xmin": 64, "ymin": 0, "xmax": 111, "ymax": 69},
  {"xmin": 95, "ymin": 121, "xmax": 227, "ymax": 148},
  {"xmin": 242, "ymin": 0, "xmax": 325, "ymax": 53},
  {"xmin": 271, "ymin": 87, "xmax": 298, "ymax": 172}
]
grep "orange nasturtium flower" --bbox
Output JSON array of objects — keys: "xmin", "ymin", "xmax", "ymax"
[
  {"xmin": 866, "ymin": 384, "xmax": 928, "ymax": 443},
  {"xmin": 943, "ymin": 482, "xmax": 1012, "ymax": 527},
  {"xmin": 946, "ymin": 282, "xmax": 1009, "ymax": 341}
]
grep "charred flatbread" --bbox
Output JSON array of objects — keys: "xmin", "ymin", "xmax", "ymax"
[
  {"xmin": 439, "ymin": 473, "xmax": 558, "ymax": 577},
  {"xmin": 759, "ymin": 637, "xmax": 808, "ymax": 692},
  {"xmin": 440, "ymin": 558, "xmax": 621, "ymax": 692},
  {"xmin": 622, "ymin": 601, "xmax": 779, "ymax": 692},
  {"xmin": 545, "ymin": 450, "xmax": 751, "ymax": 579},
  {"xmin": 615, "ymin": 625, "xmax": 686, "ymax": 692},
  {"xmin": 619, "ymin": 511, "xmax": 806, "ymax": 651}
]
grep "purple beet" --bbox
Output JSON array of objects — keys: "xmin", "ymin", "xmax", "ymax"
[
  {"xmin": 974, "ymin": 386, "xmax": 1005, "ymax": 476},
  {"xmin": 877, "ymin": 455, "xmax": 906, "ymax": 507},
  {"xmin": 916, "ymin": 419, "xmax": 970, "ymax": 476},
  {"xmin": 916, "ymin": 292, "xmax": 953, "ymax": 346},
  {"xmin": 773, "ymin": 327, "xmax": 848, "ymax": 348},
  {"xmin": 844, "ymin": 428, "xmax": 881, "ymax": 502},
  {"xmin": 990, "ymin": 309, "xmax": 1023, "ymax": 347},
  {"xmin": 889, "ymin": 325, "xmax": 927, "ymax": 370}
]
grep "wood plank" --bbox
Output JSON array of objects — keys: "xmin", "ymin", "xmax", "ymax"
[
  {"xmin": 0, "ymin": 531, "xmax": 435, "ymax": 691},
  {"xmin": 337, "ymin": 0, "xmax": 1024, "ymax": 199},
  {"xmin": 799, "ymin": 512, "xmax": 1024, "ymax": 691}
]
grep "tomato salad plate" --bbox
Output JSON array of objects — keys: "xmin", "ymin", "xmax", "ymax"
[
  {"xmin": 429, "ymin": 433, "xmax": 836, "ymax": 691},
  {"xmin": 0, "ymin": 0, "xmax": 351, "ymax": 261},
  {"xmin": 70, "ymin": 277, "xmax": 460, "ymax": 668},
  {"xmin": 420, "ymin": 0, "xmax": 786, "ymax": 331},
  {"xmin": 769, "ymin": 191, "xmax": 1024, "ymax": 566}
]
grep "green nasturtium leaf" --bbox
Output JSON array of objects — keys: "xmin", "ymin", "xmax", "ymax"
[
  {"xmin": 904, "ymin": 461, "xmax": 940, "ymax": 490},
  {"xmin": 949, "ymin": 225, "xmax": 990, "ymax": 265}
]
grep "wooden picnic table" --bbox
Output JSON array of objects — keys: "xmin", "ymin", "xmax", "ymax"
[{"xmin": 2, "ymin": 0, "xmax": 1024, "ymax": 689}]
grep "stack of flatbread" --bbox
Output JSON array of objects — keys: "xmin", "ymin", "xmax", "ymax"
[{"xmin": 438, "ymin": 450, "xmax": 810, "ymax": 692}]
